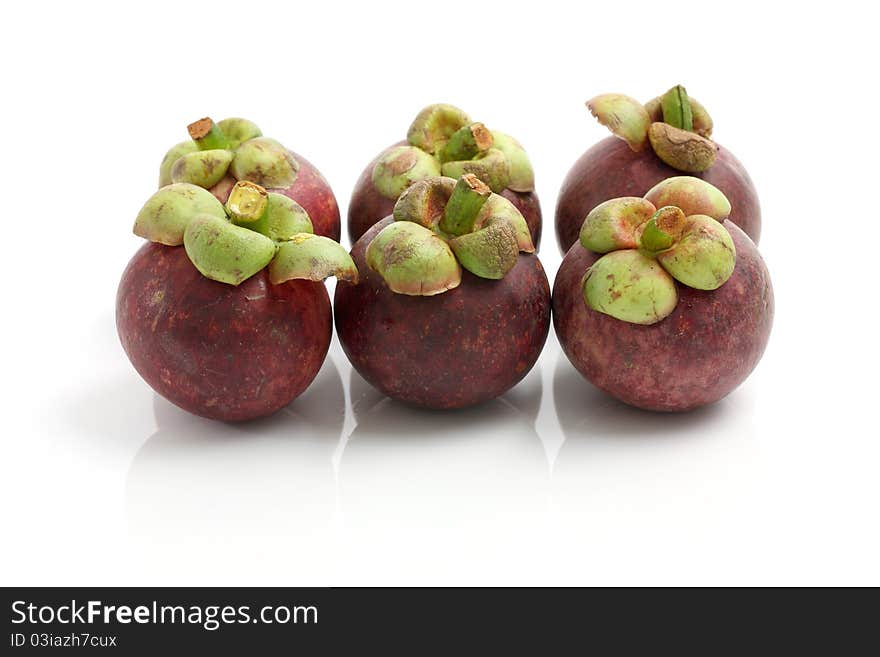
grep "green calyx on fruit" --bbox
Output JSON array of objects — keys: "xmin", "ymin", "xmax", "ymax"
[
  {"xmin": 270, "ymin": 233, "xmax": 359, "ymax": 285},
  {"xmin": 170, "ymin": 149, "xmax": 234, "ymax": 188},
  {"xmin": 578, "ymin": 177, "xmax": 736, "ymax": 324},
  {"xmin": 655, "ymin": 215, "xmax": 735, "ymax": 290},
  {"xmin": 391, "ymin": 176, "xmax": 455, "ymax": 230},
  {"xmin": 490, "ymin": 131, "xmax": 535, "ymax": 192},
  {"xmin": 648, "ymin": 122, "xmax": 717, "ymax": 172},
  {"xmin": 579, "ymin": 197, "xmax": 656, "ymax": 253},
  {"xmin": 689, "ymin": 98, "xmax": 713, "ymax": 138},
  {"xmin": 448, "ymin": 219, "xmax": 518, "ymax": 280},
  {"xmin": 159, "ymin": 141, "xmax": 198, "ymax": 187},
  {"xmin": 230, "ymin": 137, "xmax": 299, "ymax": 189},
  {"xmin": 372, "ymin": 146, "xmax": 442, "ymax": 199},
  {"xmin": 134, "ymin": 183, "xmax": 226, "ymax": 245},
  {"xmin": 263, "ymin": 194, "xmax": 314, "ymax": 241},
  {"xmin": 372, "ymin": 104, "xmax": 535, "ymax": 200},
  {"xmin": 216, "ymin": 118, "xmax": 262, "ymax": 149},
  {"xmin": 472, "ymin": 192, "xmax": 535, "ymax": 253},
  {"xmin": 157, "ymin": 116, "xmax": 299, "ymax": 194},
  {"xmin": 587, "ymin": 86, "xmax": 718, "ymax": 172},
  {"xmin": 582, "ymin": 250, "xmax": 678, "ymax": 325},
  {"xmin": 133, "ymin": 180, "xmax": 355, "ymax": 287},
  {"xmin": 367, "ymin": 175, "xmax": 536, "ymax": 295},
  {"xmin": 365, "ymin": 221, "xmax": 462, "ymax": 295},
  {"xmin": 184, "ymin": 214, "xmax": 277, "ymax": 286},
  {"xmin": 406, "ymin": 104, "xmax": 472, "ymax": 155},
  {"xmin": 440, "ymin": 147, "xmax": 510, "ymax": 193},
  {"xmin": 586, "ymin": 94, "xmax": 652, "ymax": 152},
  {"xmin": 644, "ymin": 176, "xmax": 731, "ymax": 220}
]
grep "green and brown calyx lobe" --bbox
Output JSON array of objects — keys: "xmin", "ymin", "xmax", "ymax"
[
  {"xmin": 158, "ymin": 117, "xmax": 298, "ymax": 190},
  {"xmin": 366, "ymin": 174, "xmax": 536, "ymax": 295},
  {"xmin": 371, "ymin": 104, "xmax": 536, "ymax": 200},
  {"xmin": 586, "ymin": 85, "xmax": 719, "ymax": 173},
  {"xmin": 133, "ymin": 180, "xmax": 357, "ymax": 287},
  {"xmin": 579, "ymin": 177, "xmax": 736, "ymax": 325}
]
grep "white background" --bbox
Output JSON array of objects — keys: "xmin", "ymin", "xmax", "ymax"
[{"xmin": 1, "ymin": 1, "xmax": 878, "ymax": 586}]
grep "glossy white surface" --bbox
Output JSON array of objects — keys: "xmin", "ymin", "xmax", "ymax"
[{"xmin": 2, "ymin": 1, "xmax": 878, "ymax": 585}]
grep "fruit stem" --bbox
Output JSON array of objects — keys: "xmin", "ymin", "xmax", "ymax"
[
  {"xmin": 438, "ymin": 123, "xmax": 494, "ymax": 163},
  {"xmin": 640, "ymin": 206, "xmax": 686, "ymax": 252},
  {"xmin": 660, "ymin": 86, "xmax": 694, "ymax": 132},
  {"xmin": 440, "ymin": 174, "xmax": 492, "ymax": 237},
  {"xmin": 188, "ymin": 117, "xmax": 232, "ymax": 151},
  {"xmin": 226, "ymin": 181, "xmax": 270, "ymax": 233}
]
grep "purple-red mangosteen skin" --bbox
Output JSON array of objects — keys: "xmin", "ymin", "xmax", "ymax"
[
  {"xmin": 211, "ymin": 151, "xmax": 340, "ymax": 242},
  {"xmin": 347, "ymin": 142, "xmax": 542, "ymax": 248},
  {"xmin": 335, "ymin": 217, "xmax": 551, "ymax": 409},
  {"xmin": 552, "ymin": 221, "xmax": 773, "ymax": 412},
  {"xmin": 555, "ymin": 137, "xmax": 761, "ymax": 253},
  {"xmin": 117, "ymin": 242, "xmax": 332, "ymax": 422}
]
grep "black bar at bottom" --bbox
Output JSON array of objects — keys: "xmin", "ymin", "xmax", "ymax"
[{"xmin": 1, "ymin": 587, "xmax": 875, "ymax": 653}]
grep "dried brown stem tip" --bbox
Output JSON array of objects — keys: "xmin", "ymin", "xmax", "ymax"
[
  {"xmin": 187, "ymin": 117, "xmax": 231, "ymax": 151},
  {"xmin": 656, "ymin": 206, "xmax": 685, "ymax": 234},
  {"xmin": 639, "ymin": 206, "xmax": 686, "ymax": 252},
  {"xmin": 438, "ymin": 123, "xmax": 494, "ymax": 163},
  {"xmin": 471, "ymin": 124, "xmax": 493, "ymax": 149},
  {"xmin": 187, "ymin": 117, "xmax": 214, "ymax": 140}
]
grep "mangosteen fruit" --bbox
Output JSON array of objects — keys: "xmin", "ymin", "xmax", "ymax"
[
  {"xmin": 335, "ymin": 174, "xmax": 551, "ymax": 409},
  {"xmin": 117, "ymin": 179, "xmax": 358, "ymax": 421},
  {"xmin": 348, "ymin": 103, "xmax": 541, "ymax": 248},
  {"xmin": 159, "ymin": 117, "xmax": 341, "ymax": 240},
  {"xmin": 552, "ymin": 176, "xmax": 773, "ymax": 412},
  {"xmin": 555, "ymin": 86, "xmax": 761, "ymax": 253}
]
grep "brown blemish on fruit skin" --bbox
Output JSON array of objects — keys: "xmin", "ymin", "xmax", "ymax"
[
  {"xmin": 117, "ymin": 242, "xmax": 332, "ymax": 421},
  {"xmin": 386, "ymin": 148, "xmax": 418, "ymax": 175},
  {"xmin": 208, "ymin": 150, "xmax": 340, "ymax": 242},
  {"xmin": 553, "ymin": 220, "xmax": 773, "ymax": 411},
  {"xmin": 335, "ymin": 217, "xmax": 551, "ymax": 409},
  {"xmin": 348, "ymin": 141, "xmax": 542, "ymax": 248},
  {"xmin": 554, "ymin": 136, "xmax": 761, "ymax": 254}
]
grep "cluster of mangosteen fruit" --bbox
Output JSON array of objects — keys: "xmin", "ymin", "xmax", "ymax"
[{"xmin": 117, "ymin": 89, "xmax": 773, "ymax": 422}]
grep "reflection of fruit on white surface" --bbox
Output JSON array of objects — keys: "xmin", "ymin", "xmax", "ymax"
[
  {"xmin": 550, "ymin": 354, "xmax": 769, "ymax": 581},
  {"xmin": 339, "ymin": 393, "xmax": 548, "ymax": 532},
  {"xmin": 126, "ymin": 359, "xmax": 343, "ymax": 547}
]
